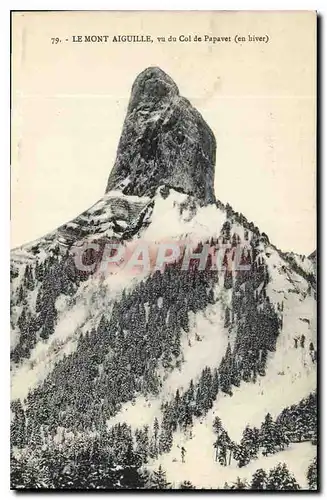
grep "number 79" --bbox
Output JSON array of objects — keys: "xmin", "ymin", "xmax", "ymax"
[{"xmin": 51, "ymin": 38, "xmax": 60, "ymax": 44}]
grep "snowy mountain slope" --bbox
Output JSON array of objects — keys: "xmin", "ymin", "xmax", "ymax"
[
  {"xmin": 11, "ymin": 186, "xmax": 315, "ymax": 403},
  {"xmin": 10, "ymin": 67, "xmax": 317, "ymax": 491},
  {"xmin": 105, "ymin": 298, "xmax": 229, "ymax": 430},
  {"xmin": 11, "ymin": 190, "xmax": 151, "ymax": 262},
  {"xmin": 152, "ymin": 440, "xmax": 316, "ymax": 489},
  {"xmin": 140, "ymin": 287, "xmax": 316, "ymax": 488},
  {"xmin": 285, "ymin": 252, "xmax": 315, "ymax": 277},
  {"xmin": 10, "ymin": 186, "xmax": 317, "ymax": 489},
  {"xmin": 97, "ymin": 198, "xmax": 316, "ymax": 489},
  {"xmin": 282, "ymin": 251, "xmax": 316, "ymax": 284},
  {"xmin": 10, "ymin": 187, "xmax": 228, "ymax": 402}
]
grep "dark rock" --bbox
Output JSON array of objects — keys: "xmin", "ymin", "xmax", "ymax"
[
  {"xmin": 106, "ymin": 67, "xmax": 216, "ymax": 204},
  {"xmin": 308, "ymin": 250, "xmax": 316, "ymax": 264}
]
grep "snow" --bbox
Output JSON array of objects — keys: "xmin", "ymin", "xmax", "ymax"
[
  {"xmin": 106, "ymin": 299, "xmax": 230, "ymax": 431},
  {"xmin": 11, "ymin": 302, "xmax": 89, "ymax": 401},
  {"xmin": 115, "ymin": 219, "xmax": 128, "ymax": 229},
  {"xmin": 286, "ymin": 252, "xmax": 315, "ymax": 278},
  {"xmin": 102, "ymin": 195, "xmax": 316, "ymax": 489},
  {"xmin": 105, "ymin": 190, "xmax": 151, "ymax": 205},
  {"xmin": 211, "ymin": 361, "xmax": 315, "ymax": 445},
  {"xmin": 204, "ymin": 259, "xmax": 316, "ymax": 444},
  {"xmin": 107, "ymin": 396, "xmax": 162, "ymax": 430},
  {"xmin": 10, "ymin": 185, "xmax": 317, "ymax": 490},
  {"xmin": 78, "ymin": 190, "xmax": 149, "ymax": 217},
  {"xmin": 142, "ymin": 189, "xmax": 226, "ymax": 244},
  {"xmin": 152, "ymin": 433, "xmax": 316, "ymax": 489},
  {"xmin": 11, "ymin": 262, "xmax": 152, "ymax": 401},
  {"xmin": 161, "ymin": 302, "xmax": 228, "ymax": 394},
  {"xmin": 10, "ymin": 248, "xmax": 37, "ymax": 264}
]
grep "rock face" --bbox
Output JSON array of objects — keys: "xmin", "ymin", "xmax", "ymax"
[
  {"xmin": 106, "ymin": 67, "xmax": 216, "ymax": 204},
  {"xmin": 308, "ymin": 250, "xmax": 316, "ymax": 264}
]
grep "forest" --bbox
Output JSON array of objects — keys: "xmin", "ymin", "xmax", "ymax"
[{"xmin": 10, "ymin": 211, "xmax": 317, "ymax": 490}]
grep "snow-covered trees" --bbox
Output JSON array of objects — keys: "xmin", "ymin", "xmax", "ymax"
[
  {"xmin": 11, "ymin": 422, "xmax": 147, "ymax": 489},
  {"xmin": 212, "ymin": 417, "xmax": 235, "ymax": 466},
  {"xmin": 23, "ymin": 265, "xmax": 35, "ymax": 291},
  {"xmin": 276, "ymin": 392, "xmax": 317, "ymax": 444},
  {"xmin": 250, "ymin": 468, "xmax": 268, "ymax": 490},
  {"xmin": 306, "ymin": 457, "xmax": 317, "ymax": 490},
  {"xmin": 224, "ymin": 463, "xmax": 302, "ymax": 491},
  {"xmin": 213, "ymin": 416, "xmax": 222, "ymax": 434},
  {"xmin": 158, "ymin": 416, "xmax": 173, "ymax": 454},
  {"xmin": 218, "ymin": 343, "xmax": 233, "ymax": 395},
  {"xmin": 259, "ymin": 413, "xmax": 278, "ymax": 456},
  {"xmin": 236, "ymin": 425, "xmax": 260, "ymax": 467},
  {"xmin": 10, "ymin": 207, "xmax": 316, "ymax": 490},
  {"xmin": 231, "ymin": 397, "xmax": 316, "ymax": 469},
  {"xmin": 11, "ymin": 253, "xmax": 78, "ymax": 363},
  {"xmin": 11, "ymin": 400, "xmax": 26, "ymax": 448},
  {"xmin": 266, "ymin": 463, "xmax": 300, "ymax": 491},
  {"xmin": 19, "ymin": 262, "xmax": 219, "ymax": 435},
  {"xmin": 146, "ymin": 465, "xmax": 171, "ymax": 489},
  {"xmin": 135, "ymin": 426, "xmax": 150, "ymax": 464}
]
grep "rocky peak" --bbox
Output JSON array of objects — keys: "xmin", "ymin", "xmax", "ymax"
[{"xmin": 106, "ymin": 67, "xmax": 216, "ymax": 204}]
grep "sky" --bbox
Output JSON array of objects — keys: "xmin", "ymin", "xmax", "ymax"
[{"xmin": 11, "ymin": 11, "xmax": 316, "ymax": 255}]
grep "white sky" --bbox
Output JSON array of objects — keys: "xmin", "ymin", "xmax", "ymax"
[{"xmin": 11, "ymin": 11, "xmax": 316, "ymax": 255}]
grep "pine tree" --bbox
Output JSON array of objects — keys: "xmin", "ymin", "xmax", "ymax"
[
  {"xmin": 135, "ymin": 426, "xmax": 149, "ymax": 464},
  {"xmin": 306, "ymin": 457, "xmax": 317, "ymax": 490},
  {"xmin": 153, "ymin": 417, "xmax": 160, "ymax": 443},
  {"xmin": 251, "ymin": 468, "xmax": 267, "ymax": 490},
  {"xmin": 260, "ymin": 413, "xmax": 277, "ymax": 456},
  {"xmin": 224, "ymin": 307, "xmax": 230, "ymax": 328},
  {"xmin": 186, "ymin": 379, "xmax": 195, "ymax": 402},
  {"xmin": 35, "ymin": 260, "xmax": 44, "ymax": 281},
  {"xmin": 237, "ymin": 425, "xmax": 260, "ymax": 465},
  {"xmin": 17, "ymin": 309, "xmax": 27, "ymax": 335},
  {"xmin": 24, "ymin": 265, "xmax": 34, "ymax": 291},
  {"xmin": 274, "ymin": 420, "xmax": 289, "ymax": 451},
  {"xmin": 216, "ymin": 429, "xmax": 233, "ymax": 466},
  {"xmin": 158, "ymin": 414, "xmax": 173, "ymax": 454},
  {"xmin": 11, "ymin": 400, "xmax": 26, "ymax": 448},
  {"xmin": 199, "ymin": 367, "xmax": 213, "ymax": 412},
  {"xmin": 211, "ymin": 369, "xmax": 219, "ymax": 400},
  {"xmin": 35, "ymin": 286, "xmax": 44, "ymax": 313},
  {"xmin": 183, "ymin": 404, "xmax": 193, "ymax": 431},
  {"xmin": 40, "ymin": 300, "xmax": 57, "ymax": 340},
  {"xmin": 147, "ymin": 465, "xmax": 171, "ymax": 489},
  {"xmin": 213, "ymin": 416, "xmax": 222, "ymax": 435},
  {"xmin": 237, "ymin": 425, "xmax": 259, "ymax": 467},
  {"xmin": 266, "ymin": 463, "xmax": 300, "ymax": 491},
  {"xmin": 212, "ymin": 416, "xmax": 235, "ymax": 466},
  {"xmin": 148, "ymin": 436, "xmax": 158, "ymax": 459},
  {"xmin": 17, "ymin": 285, "xmax": 25, "ymax": 303},
  {"xmin": 219, "ymin": 344, "xmax": 233, "ymax": 395}
]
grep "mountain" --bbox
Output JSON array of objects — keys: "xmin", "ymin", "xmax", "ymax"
[
  {"xmin": 282, "ymin": 251, "xmax": 316, "ymax": 285},
  {"xmin": 308, "ymin": 250, "xmax": 316, "ymax": 262},
  {"xmin": 308, "ymin": 250, "xmax": 317, "ymax": 272},
  {"xmin": 10, "ymin": 68, "xmax": 317, "ymax": 491},
  {"xmin": 106, "ymin": 67, "xmax": 216, "ymax": 204}
]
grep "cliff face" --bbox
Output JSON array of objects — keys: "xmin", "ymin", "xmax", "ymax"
[{"xmin": 106, "ymin": 67, "xmax": 216, "ymax": 204}]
